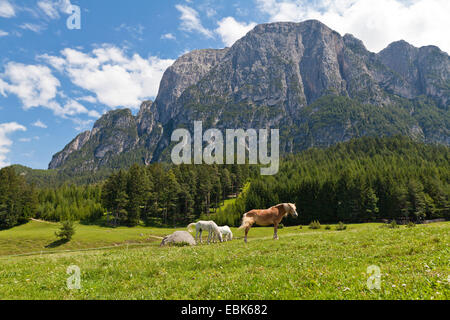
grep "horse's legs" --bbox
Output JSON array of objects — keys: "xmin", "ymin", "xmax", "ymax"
[
  {"xmin": 273, "ymin": 223, "xmax": 279, "ymax": 240},
  {"xmin": 244, "ymin": 227, "xmax": 250, "ymax": 243}
]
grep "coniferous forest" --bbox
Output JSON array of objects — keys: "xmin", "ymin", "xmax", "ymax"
[
  {"xmin": 0, "ymin": 136, "xmax": 448, "ymax": 230},
  {"xmin": 0, "ymin": 167, "xmax": 38, "ymax": 229}
]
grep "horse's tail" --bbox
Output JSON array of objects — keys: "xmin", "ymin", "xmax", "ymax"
[
  {"xmin": 239, "ymin": 213, "xmax": 253, "ymax": 229},
  {"xmin": 187, "ymin": 223, "xmax": 196, "ymax": 233}
]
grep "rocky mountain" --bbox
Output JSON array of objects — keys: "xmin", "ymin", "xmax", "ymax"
[{"xmin": 49, "ymin": 20, "xmax": 449, "ymax": 172}]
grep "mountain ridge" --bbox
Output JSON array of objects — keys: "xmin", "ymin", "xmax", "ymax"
[{"xmin": 49, "ymin": 19, "xmax": 449, "ymax": 171}]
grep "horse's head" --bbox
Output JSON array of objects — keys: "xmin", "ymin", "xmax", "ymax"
[{"xmin": 287, "ymin": 203, "xmax": 298, "ymax": 218}]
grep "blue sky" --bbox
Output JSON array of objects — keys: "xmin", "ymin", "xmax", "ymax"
[{"xmin": 0, "ymin": 0, "xmax": 448, "ymax": 169}]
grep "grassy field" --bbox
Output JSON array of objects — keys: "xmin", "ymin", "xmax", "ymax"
[
  {"xmin": 0, "ymin": 220, "xmax": 174, "ymax": 256},
  {"xmin": 0, "ymin": 221, "xmax": 448, "ymax": 299}
]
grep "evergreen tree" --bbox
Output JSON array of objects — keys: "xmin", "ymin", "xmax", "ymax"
[
  {"xmin": 126, "ymin": 164, "xmax": 150, "ymax": 226},
  {"xmin": 55, "ymin": 220, "xmax": 76, "ymax": 241}
]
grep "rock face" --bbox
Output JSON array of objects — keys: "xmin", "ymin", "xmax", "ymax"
[
  {"xmin": 160, "ymin": 231, "xmax": 196, "ymax": 247},
  {"xmin": 49, "ymin": 130, "xmax": 91, "ymax": 169},
  {"xmin": 49, "ymin": 103, "xmax": 161, "ymax": 171},
  {"xmin": 378, "ymin": 41, "xmax": 450, "ymax": 106},
  {"xmin": 49, "ymin": 20, "xmax": 449, "ymax": 171},
  {"xmin": 154, "ymin": 48, "xmax": 229, "ymax": 123}
]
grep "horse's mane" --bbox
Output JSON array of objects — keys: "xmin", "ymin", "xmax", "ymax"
[
  {"xmin": 209, "ymin": 221, "xmax": 222, "ymax": 235},
  {"xmin": 275, "ymin": 203, "xmax": 290, "ymax": 216},
  {"xmin": 210, "ymin": 222, "xmax": 220, "ymax": 231}
]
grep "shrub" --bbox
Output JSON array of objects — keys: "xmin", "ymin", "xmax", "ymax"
[
  {"xmin": 55, "ymin": 220, "xmax": 75, "ymax": 241},
  {"xmin": 325, "ymin": 225, "xmax": 331, "ymax": 230},
  {"xmin": 299, "ymin": 226, "xmax": 302, "ymax": 229},
  {"xmin": 406, "ymin": 221, "xmax": 416, "ymax": 228},
  {"xmin": 336, "ymin": 222, "xmax": 347, "ymax": 231},
  {"xmin": 309, "ymin": 220, "xmax": 321, "ymax": 229},
  {"xmin": 388, "ymin": 220, "xmax": 399, "ymax": 229},
  {"xmin": 278, "ymin": 223, "xmax": 284, "ymax": 229}
]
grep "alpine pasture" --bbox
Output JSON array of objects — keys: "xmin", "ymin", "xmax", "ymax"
[{"xmin": 0, "ymin": 220, "xmax": 448, "ymax": 300}]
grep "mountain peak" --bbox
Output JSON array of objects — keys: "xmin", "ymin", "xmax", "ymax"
[
  {"xmin": 49, "ymin": 19, "xmax": 449, "ymax": 171},
  {"xmin": 381, "ymin": 40, "xmax": 417, "ymax": 54},
  {"xmin": 343, "ymin": 33, "xmax": 367, "ymax": 51},
  {"xmin": 249, "ymin": 19, "xmax": 335, "ymax": 37}
]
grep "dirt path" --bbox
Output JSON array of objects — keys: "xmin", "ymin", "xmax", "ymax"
[{"xmin": 30, "ymin": 218, "xmax": 59, "ymax": 225}]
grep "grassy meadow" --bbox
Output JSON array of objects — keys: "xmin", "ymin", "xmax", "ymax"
[{"xmin": 0, "ymin": 220, "xmax": 448, "ymax": 300}]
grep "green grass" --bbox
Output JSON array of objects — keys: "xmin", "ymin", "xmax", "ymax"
[
  {"xmin": 0, "ymin": 221, "xmax": 448, "ymax": 300},
  {"xmin": 206, "ymin": 182, "xmax": 250, "ymax": 216},
  {"xmin": 0, "ymin": 220, "xmax": 174, "ymax": 256}
]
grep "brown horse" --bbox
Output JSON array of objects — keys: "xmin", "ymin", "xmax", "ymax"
[{"xmin": 239, "ymin": 203, "xmax": 298, "ymax": 243}]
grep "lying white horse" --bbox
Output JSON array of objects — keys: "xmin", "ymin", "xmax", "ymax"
[
  {"xmin": 214, "ymin": 226, "xmax": 233, "ymax": 242},
  {"xmin": 187, "ymin": 221, "xmax": 223, "ymax": 244}
]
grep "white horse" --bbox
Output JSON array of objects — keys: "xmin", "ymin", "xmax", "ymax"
[
  {"xmin": 214, "ymin": 226, "xmax": 233, "ymax": 241},
  {"xmin": 187, "ymin": 221, "xmax": 223, "ymax": 244}
]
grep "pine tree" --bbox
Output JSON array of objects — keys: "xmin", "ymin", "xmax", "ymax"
[
  {"xmin": 55, "ymin": 220, "xmax": 75, "ymax": 241},
  {"xmin": 126, "ymin": 164, "xmax": 150, "ymax": 226}
]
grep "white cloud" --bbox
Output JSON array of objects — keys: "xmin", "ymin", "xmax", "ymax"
[
  {"xmin": 216, "ymin": 17, "xmax": 257, "ymax": 47},
  {"xmin": 0, "ymin": 62, "xmax": 100, "ymax": 119},
  {"xmin": 161, "ymin": 33, "xmax": 176, "ymax": 40},
  {"xmin": 42, "ymin": 46, "xmax": 175, "ymax": 109},
  {"xmin": 33, "ymin": 120, "xmax": 47, "ymax": 129},
  {"xmin": 37, "ymin": 0, "xmax": 73, "ymax": 19},
  {"xmin": 175, "ymin": 4, "xmax": 214, "ymax": 38},
  {"xmin": 37, "ymin": 0, "xmax": 60, "ymax": 19},
  {"xmin": 256, "ymin": 0, "xmax": 450, "ymax": 53},
  {"xmin": 71, "ymin": 118, "xmax": 94, "ymax": 131},
  {"xmin": 0, "ymin": 62, "xmax": 61, "ymax": 110},
  {"xmin": 60, "ymin": 100, "xmax": 100, "ymax": 118},
  {"xmin": 37, "ymin": 54, "xmax": 66, "ymax": 71},
  {"xmin": 20, "ymin": 23, "xmax": 45, "ymax": 33},
  {"xmin": 0, "ymin": 0, "xmax": 15, "ymax": 18},
  {"xmin": 0, "ymin": 122, "xmax": 26, "ymax": 168},
  {"xmin": 0, "ymin": 30, "xmax": 8, "ymax": 37},
  {"xmin": 77, "ymin": 95, "xmax": 97, "ymax": 104}
]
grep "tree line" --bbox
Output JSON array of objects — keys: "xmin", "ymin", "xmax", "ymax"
[
  {"xmin": 1, "ymin": 136, "xmax": 448, "ymax": 229},
  {"xmin": 232, "ymin": 136, "xmax": 449, "ymax": 226},
  {"xmin": 101, "ymin": 163, "xmax": 252, "ymax": 227},
  {"xmin": 36, "ymin": 184, "xmax": 103, "ymax": 222}
]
